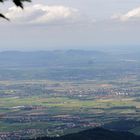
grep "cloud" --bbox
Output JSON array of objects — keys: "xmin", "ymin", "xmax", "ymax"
[
  {"xmin": 112, "ymin": 7, "xmax": 140, "ymax": 22},
  {"xmin": 5, "ymin": 4, "xmax": 80, "ymax": 25}
]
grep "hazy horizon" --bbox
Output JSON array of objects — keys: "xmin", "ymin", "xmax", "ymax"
[{"xmin": 0, "ymin": 45, "xmax": 140, "ymax": 52}]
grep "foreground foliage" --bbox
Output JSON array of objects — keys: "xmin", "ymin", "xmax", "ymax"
[{"xmin": 0, "ymin": 0, "xmax": 31, "ymax": 20}]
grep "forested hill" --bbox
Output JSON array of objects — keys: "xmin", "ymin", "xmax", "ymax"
[{"xmin": 30, "ymin": 128, "xmax": 140, "ymax": 140}]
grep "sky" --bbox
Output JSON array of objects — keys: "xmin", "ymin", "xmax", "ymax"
[{"xmin": 1, "ymin": 0, "xmax": 140, "ymax": 51}]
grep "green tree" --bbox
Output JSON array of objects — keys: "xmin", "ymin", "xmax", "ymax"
[{"xmin": 0, "ymin": 0, "xmax": 31, "ymax": 20}]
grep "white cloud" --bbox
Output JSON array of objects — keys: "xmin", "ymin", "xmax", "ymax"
[
  {"xmin": 112, "ymin": 7, "xmax": 140, "ymax": 22},
  {"xmin": 5, "ymin": 4, "xmax": 80, "ymax": 24}
]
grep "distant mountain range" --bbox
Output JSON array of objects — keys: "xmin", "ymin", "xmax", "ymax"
[
  {"xmin": 0, "ymin": 50, "xmax": 108, "ymax": 68},
  {"xmin": 0, "ymin": 50, "xmax": 113, "ymax": 80},
  {"xmin": 0, "ymin": 50, "xmax": 139, "ymax": 81},
  {"xmin": 30, "ymin": 127, "xmax": 140, "ymax": 140}
]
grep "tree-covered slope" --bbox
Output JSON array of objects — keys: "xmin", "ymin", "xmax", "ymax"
[{"xmin": 30, "ymin": 128, "xmax": 140, "ymax": 140}]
